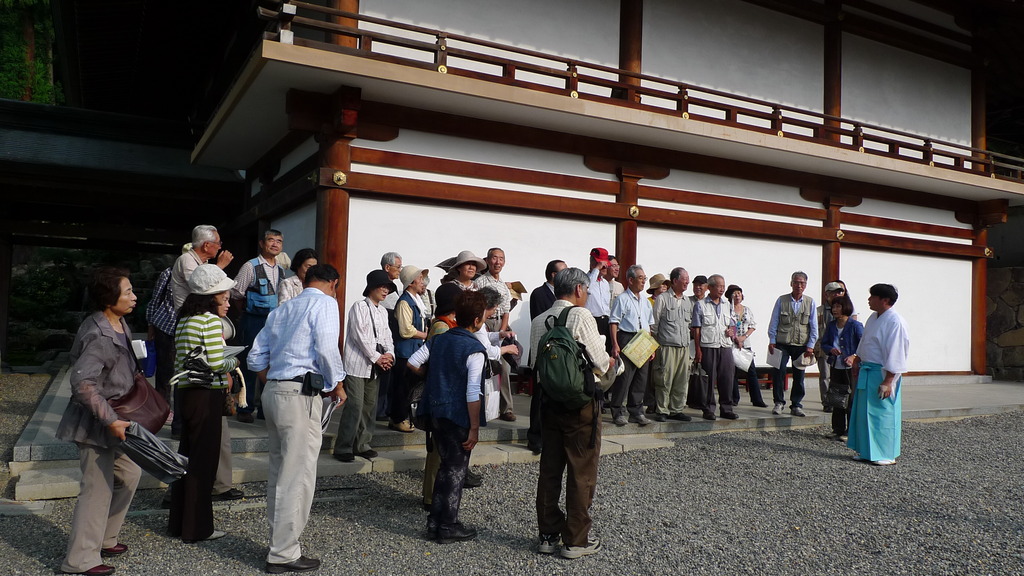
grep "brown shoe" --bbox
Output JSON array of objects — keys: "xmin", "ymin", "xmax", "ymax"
[
  {"xmin": 388, "ymin": 419, "xmax": 415, "ymax": 433},
  {"xmin": 499, "ymin": 411, "xmax": 517, "ymax": 422},
  {"xmin": 236, "ymin": 412, "xmax": 255, "ymax": 424}
]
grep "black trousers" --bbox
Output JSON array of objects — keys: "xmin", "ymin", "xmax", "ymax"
[
  {"xmin": 428, "ymin": 418, "xmax": 471, "ymax": 532},
  {"xmin": 169, "ymin": 387, "xmax": 222, "ymax": 541},
  {"xmin": 387, "ymin": 358, "xmax": 411, "ymax": 423}
]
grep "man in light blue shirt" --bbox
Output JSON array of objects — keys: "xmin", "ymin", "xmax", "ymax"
[
  {"xmin": 608, "ymin": 265, "xmax": 655, "ymax": 427},
  {"xmin": 767, "ymin": 271, "xmax": 818, "ymax": 417},
  {"xmin": 248, "ymin": 264, "xmax": 347, "ymax": 574}
]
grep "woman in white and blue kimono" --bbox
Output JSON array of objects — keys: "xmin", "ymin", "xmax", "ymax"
[{"xmin": 846, "ymin": 284, "xmax": 910, "ymax": 466}]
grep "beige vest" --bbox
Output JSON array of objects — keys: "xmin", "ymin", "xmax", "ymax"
[{"xmin": 776, "ymin": 295, "xmax": 813, "ymax": 346}]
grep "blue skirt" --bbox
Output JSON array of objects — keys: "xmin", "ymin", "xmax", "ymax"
[{"xmin": 847, "ymin": 362, "xmax": 902, "ymax": 462}]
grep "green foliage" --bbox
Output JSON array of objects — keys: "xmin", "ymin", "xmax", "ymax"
[
  {"xmin": 9, "ymin": 262, "xmax": 75, "ymax": 326},
  {"xmin": 0, "ymin": 0, "xmax": 59, "ymax": 104}
]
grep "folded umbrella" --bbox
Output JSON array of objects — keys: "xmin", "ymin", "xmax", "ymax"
[{"xmin": 120, "ymin": 421, "xmax": 188, "ymax": 484}]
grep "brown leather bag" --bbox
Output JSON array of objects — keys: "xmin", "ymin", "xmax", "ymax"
[{"xmin": 110, "ymin": 371, "xmax": 170, "ymax": 434}]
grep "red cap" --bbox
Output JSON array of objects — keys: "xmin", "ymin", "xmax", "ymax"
[{"xmin": 590, "ymin": 247, "xmax": 610, "ymax": 265}]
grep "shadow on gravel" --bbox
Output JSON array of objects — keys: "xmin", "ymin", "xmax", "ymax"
[{"xmin": 0, "ymin": 508, "xmax": 69, "ymax": 571}]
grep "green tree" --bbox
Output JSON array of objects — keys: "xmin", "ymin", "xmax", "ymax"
[{"xmin": 0, "ymin": 0, "xmax": 59, "ymax": 104}]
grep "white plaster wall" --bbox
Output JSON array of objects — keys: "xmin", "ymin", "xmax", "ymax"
[
  {"xmin": 360, "ymin": 0, "xmax": 619, "ymax": 66},
  {"xmin": 843, "ymin": 198, "xmax": 968, "ymax": 229},
  {"xmin": 842, "ymin": 34, "xmax": 971, "ymax": 144},
  {"xmin": 346, "ymin": 197, "xmax": 617, "ymax": 358},
  {"xmin": 643, "ymin": 0, "xmax": 823, "ymax": 111},
  {"xmin": 271, "ymin": 202, "xmax": 318, "ymax": 259},
  {"xmin": 354, "ymin": 130, "xmax": 616, "ymax": 182},
  {"xmin": 840, "ymin": 248, "xmax": 971, "ymax": 372},
  {"xmin": 637, "ymin": 226, "xmax": 824, "ymax": 369}
]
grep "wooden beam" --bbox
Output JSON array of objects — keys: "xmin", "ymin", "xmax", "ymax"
[
  {"xmin": 616, "ymin": 175, "xmax": 640, "ymax": 271},
  {"xmin": 648, "ymin": 185, "xmax": 826, "ymax": 221},
  {"xmin": 0, "ymin": 221, "xmax": 185, "ymax": 245},
  {"xmin": 0, "ymin": 236, "xmax": 11, "ymax": 364},
  {"xmin": 330, "ymin": 0, "xmax": 359, "ymax": 48},
  {"xmin": 320, "ymin": 135, "xmax": 353, "ymax": 350},
  {"xmin": 823, "ymin": 0, "xmax": 842, "ymax": 142},
  {"xmin": 822, "ymin": 204, "xmax": 841, "ymax": 287}
]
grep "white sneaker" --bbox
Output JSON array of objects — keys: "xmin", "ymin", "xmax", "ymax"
[
  {"xmin": 772, "ymin": 403, "xmax": 783, "ymax": 415},
  {"xmin": 561, "ymin": 538, "xmax": 601, "ymax": 559},
  {"xmin": 872, "ymin": 459, "xmax": 896, "ymax": 466},
  {"xmin": 790, "ymin": 406, "xmax": 806, "ymax": 417},
  {"xmin": 538, "ymin": 533, "xmax": 559, "ymax": 554}
]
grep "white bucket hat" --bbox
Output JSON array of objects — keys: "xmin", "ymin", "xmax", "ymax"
[{"xmin": 188, "ymin": 264, "xmax": 236, "ymax": 295}]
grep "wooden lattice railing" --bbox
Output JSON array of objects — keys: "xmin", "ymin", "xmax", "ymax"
[{"xmin": 258, "ymin": 1, "xmax": 1024, "ymax": 184}]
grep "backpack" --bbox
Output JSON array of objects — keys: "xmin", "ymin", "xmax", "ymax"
[{"xmin": 535, "ymin": 307, "xmax": 595, "ymax": 411}]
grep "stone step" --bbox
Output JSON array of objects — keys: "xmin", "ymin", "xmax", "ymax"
[{"xmin": 14, "ymin": 434, "xmax": 674, "ymax": 501}]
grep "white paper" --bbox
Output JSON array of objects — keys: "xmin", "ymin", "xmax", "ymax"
[
  {"xmin": 766, "ymin": 347, "xmax": 785, "ymax": 370},
  {"xmin": 131, "ymin": 339, "xmax": 147, "ymax": 360}
]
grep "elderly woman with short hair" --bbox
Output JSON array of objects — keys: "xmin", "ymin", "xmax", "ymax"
[
  {"xmin": 56, "ymin": 267, "xmax": 143, "ymax": 576},
  {"xmin": 277, "ymin": 248, "xmax": 318, "ymax": 304}
]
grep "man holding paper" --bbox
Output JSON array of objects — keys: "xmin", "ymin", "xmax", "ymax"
[
  {"xmin": 608, "ymin": 265, "xmax": 656, "ymax": 427},
  {"xmin": 692, "ymin": 274, "xmax": 738, "ymax": 421}
]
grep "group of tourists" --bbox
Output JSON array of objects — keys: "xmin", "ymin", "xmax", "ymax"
[{"xmin": 54, "ymin": 226, "xmax": 910, "ymax": 574}]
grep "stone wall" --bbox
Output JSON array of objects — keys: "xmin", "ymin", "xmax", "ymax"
[{"xmin": 987, "ymin": 267, "xmax": 1024, "ymax": 381}]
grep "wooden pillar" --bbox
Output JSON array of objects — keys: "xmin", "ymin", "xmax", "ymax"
[
  {"xmin": 823, "ymin": 0, "xmax": 842, "ymax": 142},
  {"xmin": 616, "ymin": 0, "xmax": 643, "ymax": 102},
  {"xmin": 972, "ymin": 229, "xmax": 988, "ymax": 376},
  {"xmin": 330, "ymin": 0, "xmax": 359, "ymax": 48},
  {"xmin": 822, "ymin": 204, "xmax": 841, "ymax": 283},
  {"xmin": 615, "ymin": 174, "xmax": 640, "ymax": 272},
  {"xmin": 0, "ymin": 236, "xmax": 11, "ymax": 366}
]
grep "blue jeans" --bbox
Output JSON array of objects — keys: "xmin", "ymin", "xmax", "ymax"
[{"xmin": 772, "ymin": 344, "xmax": 806, "ymax": 408}]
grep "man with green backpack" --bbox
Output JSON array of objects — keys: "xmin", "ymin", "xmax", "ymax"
[{"xmin": 529, "ymin": 267, "xmax": 616, "ymax": 560}]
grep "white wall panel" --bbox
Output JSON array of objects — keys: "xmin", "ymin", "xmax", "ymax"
[
  {"xmin": 354, "ymin": 130, "xmax": 617, "ymax": 182},
  {"xmin": 360, "ymin": 0, "xmax": 619, "ymax": 66},
  {"xmin": 843, "ymin": 198, "xmax": 968, "ymax": 229},
  {"xmin": 637, "ymin": 226, "xmax": 824, "ymax": 369},
  {"xmin": 346, "ymin": 197, "xmax": 617, "ymax": 357},
  {"xmin": 271, "ymin": 202, "xmax": 317, "ymax": 259},
  {"xmin": 842, "ymin": 34, "xmax": 971, "ymax": 144},
  {"xmin": 643, "ymin": 0, "xmax": 823, "ymax": 111},
  {"xmin": 840, "ymin": 248, "xmax": 971, "ymax": 372}
]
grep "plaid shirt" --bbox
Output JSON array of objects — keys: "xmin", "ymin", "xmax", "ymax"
[{"xmin": 146, "ymin": 267, "xmax": 177, "ymax": 336}]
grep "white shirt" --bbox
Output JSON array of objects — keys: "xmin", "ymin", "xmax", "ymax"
[
  {"xmin": 343, "ymin": 298, "xmax": 395, "ymax": 378},
  {"xmin": 857, "ymin": 308, "xmax": 910, "ymax": 375},
  {"xmin": 584, "ymin": 267, "xmax": 611, "ymax": 317}
]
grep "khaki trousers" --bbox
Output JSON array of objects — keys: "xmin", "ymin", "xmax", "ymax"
[
  {"xmin": 263, "ymin": 380, "xmax": 322, "ymax": 564},
  {"xmin": 213, "ymin": 416, "xmax": 233, "ymax": 493},
  {"xmin": 61, "ymin": 443, "xmax": 141, "ymax": 573},
  {"xmin": 655, "ymin": 345, "xmax": 691, "ymax": 415},
  {"xmin": 333, "ymin": 375, "xmax": 378, "ymax": 456}
]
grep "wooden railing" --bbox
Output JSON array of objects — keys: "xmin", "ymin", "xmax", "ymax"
[{"xmin": 258, "ymin": 1, "xmax": 1024, "ymax": 184}]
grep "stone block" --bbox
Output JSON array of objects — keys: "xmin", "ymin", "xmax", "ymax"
[
  {"xmin": 1001, "ymin": 346, "xmax": 1024, "ymax": 367},
  {"xmin": 16, "ymin": 467, "xmax": 81, "ymax": 501},
  {"xmin": 372, "ymin": 450, "xmax": 426, "ymax": 473},
  {"xmin": 603, "ymin": 435, "xmax": 674, "ymax": 453},
  {"xmin": 493, "ymin": 444, "xmax": 540, "ymax": 464},
  {"xmin": 1012, "ymin": 267, "xmax": 1024, "ymax": 284},
  {"xmin": 989, "ymin": 267, "xmax": 1012, "ymax": 299},
  {"xmin": 988, "ymin": 297, "xmax": 997, "ymax": 317},
  {"xmin": 988, "ymin": 300, "xmax": 1017, "ymax": 338},
  {"xmin": 996, "ymin": 327, "xmax": 1024, "ymax": 347},
  {"xmin": 1002, "ymin": 283, "xmax": 1024, "ymax": 308},
  {"xmin": 469, "ymin": 445, "xmax": 508, "ymax": 467},
  {"xmin": 987, "ymin": 341, "xmax": 1003, "ymax": 370}
]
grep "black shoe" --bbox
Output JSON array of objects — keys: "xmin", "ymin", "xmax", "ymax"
[
  {"xmin": 823, "ymin": 406, "xmax": 833, "ymax": 413},
  {"xmin": 527, "ymin": 444, "xmax": 542, "ymax": 455},
  {"xmin": 236, "ymin": 412, "xmax": 255, "ymax": 424},
  {"xmin": 422, "ymin": 501, "xmax": 432, "ymax": 512},
  {"xmin": 436, "ymin": 523, "xmax": 478, "ymax": 544},
  {"xmin": 265, "ymin": 555, "xmax": 321, "ymax": 574},
  {"xmin": 667, "ymin": 413, "xmax": 692, "ymax": 422},
  {"xmin": 426, "ymin": 524, "xmax": 438, "ymax": 539},
  {"xmin": 356, "ymin": 449, "xmax": 378, "ymax": 460},
  {"xmin": 463, "ymin": 469, "xmax": 482, "ymax": 488},
  {"xmin": 212, "ymin": 488, "xmax": 244, "ymax": 501},
  {"xmin": 702, "ymin": 412, "xmax": 717, "ymax": 421},
  {"xmin": 753, "ymin": 401, "xmax": 769, "ymax": 408},
  {"xmin": 335, "ymin": 453, "xmax": 354, "ymax": 463},
  {"xmin": 650, "ymin": 413, "xmax": 667, "ymax": 422},
  {"xmin": 721, "ymin": 412, "xmax": 739, "ymax": 420}
]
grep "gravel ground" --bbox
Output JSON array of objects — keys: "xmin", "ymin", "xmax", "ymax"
[{"xmin": 2, "ymin": 379, "xmax": 1023, "ymax": 575}]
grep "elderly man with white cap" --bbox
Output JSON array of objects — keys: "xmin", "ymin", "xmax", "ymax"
[{"xmin": 389, "ymin": 265, "xmax": 430, "ymax": 433}]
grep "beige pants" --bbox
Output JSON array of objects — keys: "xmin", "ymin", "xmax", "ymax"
[
  {"xmin": 655, "ymin": 345, "xmax": 691, "ymax": 415},
  {"xmin": 263, "ymin": 380, "xmax": 322, "ymax": 564},
  {"xmin": 62, "ymin": 443, "xmax": 141, "ymax": 573},
  {"xmin": 213, "ymin": 416, "xmax": 233, "ymax": 493}
]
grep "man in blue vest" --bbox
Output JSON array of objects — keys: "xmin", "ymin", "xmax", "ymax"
[{"xmin": 231, "ymin": 229, "xmax": 286, "ymax": 423}]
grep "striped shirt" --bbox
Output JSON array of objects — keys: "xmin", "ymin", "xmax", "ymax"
[{"xmin": 174, "ymin": 312, "xmax": 237, "ymax": 389}]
